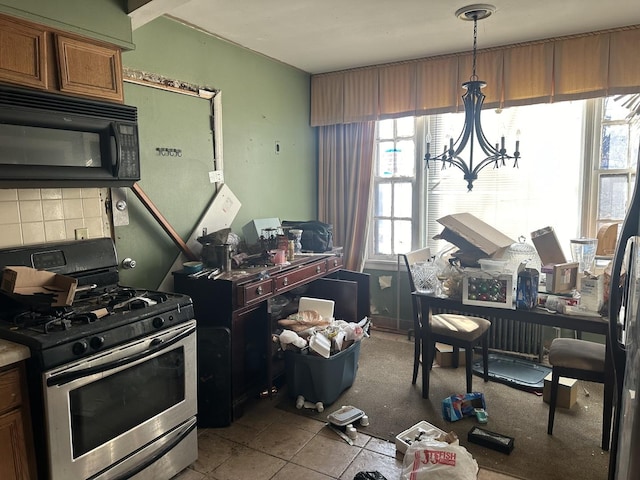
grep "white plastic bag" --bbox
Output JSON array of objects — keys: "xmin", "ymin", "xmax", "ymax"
[{"xmin": 400, "ymin": 439, "xmax": 478, "ymax": 480}]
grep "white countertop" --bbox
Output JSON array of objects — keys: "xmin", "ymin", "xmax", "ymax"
[{"xmin": 0, "ymin": 339, "xmax": 30, "ymax": 368}]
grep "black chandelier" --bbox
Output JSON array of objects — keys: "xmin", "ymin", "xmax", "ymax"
[{"xmin": 424, "ymin": 4, "xmax": 520, "ymax": 191}]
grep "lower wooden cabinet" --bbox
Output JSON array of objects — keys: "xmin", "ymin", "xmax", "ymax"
[{"xmin": 0, "ymin": 365, "xmax": 36, "ymax": 480}]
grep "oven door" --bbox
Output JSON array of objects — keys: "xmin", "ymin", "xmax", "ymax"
[{"xmin": 42, "ymin": 320, "xmax": 197, "ymax": 480}]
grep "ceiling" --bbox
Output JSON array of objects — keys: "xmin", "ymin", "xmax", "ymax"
[{"xmin": 130, "ymin": 0, "xmax": 640, "ymax": 74}]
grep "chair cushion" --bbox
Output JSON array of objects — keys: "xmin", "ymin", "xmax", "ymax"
[
  {"xmin": 431, "ymin": 313, "xmax": 491, "ymax": 342},
  {"xmin": 548, "ymin": 338, "xmax": 606, "ymax": 372}
]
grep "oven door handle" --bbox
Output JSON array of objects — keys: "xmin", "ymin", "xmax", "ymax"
[
  {"xmin": 88, "ymin": 417, "xmax": 197, "ymax": 480},
  {"xmin": 46, "ymin": 325, "xmax": 196, "ymax": 387}
]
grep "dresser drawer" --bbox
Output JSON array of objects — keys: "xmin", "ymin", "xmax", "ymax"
[
  {"xmin": 0, "ymin": 367, "xmax": 22, "ymax": 414},
  {"xmin": 236, "ymin": 278, "xmax": 274, "ymax": 307},
  {"xmin": 326, "ymin": 255, "xmax": 343, "ymax": 272},
  {"xmin": 274, "ymin": 260, "xmax": 327, "ymax": 292}
]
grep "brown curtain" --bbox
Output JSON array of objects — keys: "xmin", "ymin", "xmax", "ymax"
[{"xmin": 318, "ymin": 122, "xmax": 376, "ymax": 271}]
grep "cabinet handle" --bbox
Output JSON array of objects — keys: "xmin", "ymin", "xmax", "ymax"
[
  {"xmin": 256, "ymin": 286, "xmax": 263, "ymax": 295},
  {"xmin": 283, "ymin": 277, "xmax": 288, "ymax": 286},
  {"xmin": 316, "ymin": 265, "xmax": 322, "ymax": 273},
  {"xmin": 333, "ymin": 259, "xmax": 338, "ymax": 267}
]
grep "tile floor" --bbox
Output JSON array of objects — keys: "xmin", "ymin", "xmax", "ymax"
[{"xmin": 173, "ymin": 392, "xmax": 520, "ymax": 480}]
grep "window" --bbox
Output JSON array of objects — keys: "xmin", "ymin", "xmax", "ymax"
[
  {"xmin": 368, "ymin": 96, "xmax": 639, "ymax": 265},
  {"xmin": 591, "ymin": 97, "xmax": 639, "ymax": 235},
  {"xmin": 372, "ymin": 117, "xmax": 422, "ymax": 255}
]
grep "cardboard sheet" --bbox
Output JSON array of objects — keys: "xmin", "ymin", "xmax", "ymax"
[
  {"xmin": 1, "ymin": 266, "xmax": 77, "ymax": 307},
  {"xmin": 435, "ymin": 212, "xmax": 514, "ymax": 263}
]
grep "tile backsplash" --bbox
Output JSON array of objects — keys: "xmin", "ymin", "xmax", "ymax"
[{"xmin": 0, "ymin": 188, "xmax": 112, "ymax": 248}]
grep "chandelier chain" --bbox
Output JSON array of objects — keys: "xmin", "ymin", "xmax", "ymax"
[{"xmin": 472, "ymin": 14, "xmax": 478, "ymax": 81}]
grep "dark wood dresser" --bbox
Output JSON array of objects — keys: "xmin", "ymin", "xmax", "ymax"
[{"xmin": 173, "ymin": 253, "xmax": 369, "ymax": 426}]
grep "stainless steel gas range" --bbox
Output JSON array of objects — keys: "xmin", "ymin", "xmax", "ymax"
[{"xmin": 0, "ymin": 238, "xmax": 197, "ymax": 480}]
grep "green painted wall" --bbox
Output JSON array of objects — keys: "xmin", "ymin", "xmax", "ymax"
[{"xmin": 118, "ymin": 17, "xmax": 316, "ymax": 288}]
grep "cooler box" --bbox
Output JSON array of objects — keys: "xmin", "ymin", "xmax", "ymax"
[{"xmin": 284, "ymin": 340, "xmax": 360, "ymax": 405}]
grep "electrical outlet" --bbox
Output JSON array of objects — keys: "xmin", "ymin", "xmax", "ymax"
[
  {"xmin": 209, "ymin": 170, "xmax": 224, "ymax": 183},
  {"xmin": 75, "ymin": 228, "xmax": 88, "ymax": 240}
]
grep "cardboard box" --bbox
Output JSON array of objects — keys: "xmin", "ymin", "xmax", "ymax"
[
  {"xmin": 462, "ymin": 268, "xmax": 514, "ymax": 309},
  {"xmin": 395, "ymin": 420, "xmax": 448, "ymax": 456},
  {"xmin": 1, "ymin": 266, "xmax": 77, "ymax": 307},
  {"xmin": 543, "ymin": 262, "xmax": 579, "ymax": 294},
  {"xmin": 579, "ymin": 274, "xmax": 604, "ymax": 311},
  {"xmin": 435, "ymin": 213, "xmax": 514, "ymax": 265},
  {"xmin": 468, "ymin": 426, "xmax": 515, "ymax": 454},
  {"xmin": 531, "ymin": 226, "xmax": 567, "ymax": 265},
  {"xmin": 435, "ymin": 342, "xmax": 466, "ymax": 367},
  {"xmin": 242, "ymin": 217, "xmax": 281, "ymax": 246},
  {"xmin": 543, "ymin": 373, "xmax": 578, "ymax": 409}
]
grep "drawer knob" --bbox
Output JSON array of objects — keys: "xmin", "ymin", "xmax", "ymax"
[
  {"xmin": 283, "ymin": 277, "xmax": 289, "ymax": 286},
  {"xmin": 333, "ymin": 259, "xmax": 338, "ymax": 266},
  {"xmin": 316, "ymin": 265, "xmax": 321, "ymax": 273},
  {"xmin": 256, "ymin": 286, "xmax": 263, "ymax": 295}
]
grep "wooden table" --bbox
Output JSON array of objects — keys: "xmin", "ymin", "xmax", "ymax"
[{"xmin": 413, "ymin": 292, "xmax": 613, "ymax": 449}]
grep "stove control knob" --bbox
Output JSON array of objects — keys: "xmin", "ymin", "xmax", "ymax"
[
  {"xmin": 90, "ymin": 336, "xmax": 105, "ymax": 350},
  {"xmin": 72, "ymin": 340, "xmax": 88, "ymax": 356},
  {"xmin": 152, "ymin": 317, "xmax": 165, "ymax": 328}
]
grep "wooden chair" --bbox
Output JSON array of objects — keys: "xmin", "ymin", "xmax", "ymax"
[
  {"xmin": 401, "ymin": 249, "xmax": 490, "ymax": 398},
  {"xmin": 547, "ymin": 337, "xmax": 612, "ymax": 451}
]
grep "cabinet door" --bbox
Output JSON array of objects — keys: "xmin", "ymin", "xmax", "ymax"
[
  {"xmin": 0, "ymin": 407, "xmax": 31, "ymax": 480},
  {"xmin": 0, "ymin": 16, "xmax": 47, "ymax": 89},
  {"xmin": 307, "ymin": 270, "xmax": 370, "ymax": 323},
  {"xmin": 56, "ymin": 34, "xmax": 123, "ymax": 102}
]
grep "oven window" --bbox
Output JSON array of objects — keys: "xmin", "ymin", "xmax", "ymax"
[{"xmin": 69, "ymin": 347, "xmax": 185, "ymax": 458}]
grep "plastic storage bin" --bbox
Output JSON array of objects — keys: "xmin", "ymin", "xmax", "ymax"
[{"xmin": 284, "ymin": 340, "xmax": 361, "ymax": 405}]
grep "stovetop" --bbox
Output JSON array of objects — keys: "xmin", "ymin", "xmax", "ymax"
[{"xmin": 0, "ymin": 238, "xmax": 194, "ymax": 370}]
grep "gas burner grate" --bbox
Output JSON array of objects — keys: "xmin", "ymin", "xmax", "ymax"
[
  {"xmin": 11, "ymin": 308, "xmax": 100, "ymax": 334},
  {"xmin": 44, "ymin": 312, "xmax": 100, "ymax": 334}
]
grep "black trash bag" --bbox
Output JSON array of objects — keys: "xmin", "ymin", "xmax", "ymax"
[
  {"xmin": 281, "ymin": 220, "xmax": 333, "ymax": 252},
  {"xmin": 353, "ymin": 472, "xmax": 388, "ymax": 480}
]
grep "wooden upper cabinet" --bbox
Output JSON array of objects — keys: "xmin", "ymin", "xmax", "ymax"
[
  {"xmin": 0, "ymin": 16, "xmax": 48, "ymax": 90},
  {"xmin": 56, "ymin": 34, "xmax": 123, "ymax": 103},
  {"xmin": 0, "ymin": 13, "xmax": 124, "ymax": 103}
]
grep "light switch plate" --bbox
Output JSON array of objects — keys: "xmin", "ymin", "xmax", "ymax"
[
  {"xmin": 209, "ymin": 170, "xmax": 224, "ymax": 183},
  {"xmin": 111, "ymin": 187, "xmax": 130, "ymax": 226}
]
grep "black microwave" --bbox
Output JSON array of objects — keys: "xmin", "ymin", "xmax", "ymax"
[{"xmin": 0, "ymin": 84, "xmax": 140, "ymax": 188}]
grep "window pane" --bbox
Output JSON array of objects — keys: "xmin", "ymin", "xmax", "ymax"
[
  {"xmin": 599, "ymin": 174, "xmax": 629, "ymax": 220},
  {"xmin": 396, "ymin": 117, "xmax": 415, "ymax": 137},
  {"xmin": 395, "ymin": 140, "xmax": 415, "ymax": 177},
  {"xmin": 601, "ymin": 124, "xmax": 629, "ymax": 169},
  {"xmin": 375, "ymin": 219, "xmax": 392, "ymax": 254},
  {"xmin": 604, "ymin": 96, "xmax": 632, "ymax": 121},
  {"xmin": 378, "ymin": 119, "xmax": 394, "ymax": 139},
  {"xmin": 378, "ymin": 141, "xmax": 395, "ymax": 177},
  {"xmin": 394, "ymin": 220, "xmax": 413, "ymax": 254},
  {"xmin": 393, "ymin": 182, "xmax": 412, "ymax": 217},
  {"xmin": 376, "ymin": 183, "xmax": 392, "ymax": 216}
]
